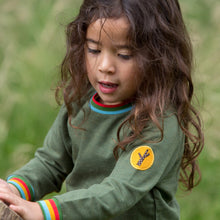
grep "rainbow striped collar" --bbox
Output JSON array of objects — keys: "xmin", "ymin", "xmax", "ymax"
[{"xmin": 89, "ymin": 93, "xmax": 133, "ymax": 115}]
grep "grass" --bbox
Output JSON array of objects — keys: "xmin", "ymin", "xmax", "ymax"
[
  {"xmin": 0, "ymin": 0, "xmax": 219, "ymax": 219},
  {"xmin": 0, "ymin": 0, "xmax": 81, "ymax": 174}
]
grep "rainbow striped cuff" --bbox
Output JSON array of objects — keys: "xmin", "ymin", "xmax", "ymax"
[
  {"xmin": 37, "ymin": 199, "xmax": 62, "ymax": 220},
  {"xmin": 7, "ymin": 175, "xmax": 35, "ymax": 201}
]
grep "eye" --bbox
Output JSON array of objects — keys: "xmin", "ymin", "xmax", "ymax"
[
  {"xmin": 118, "ymin": 54, "xmax": 133, "ymax": 60},
  {"xmin": 87, "ymin": 47, "xmax": 101, "ymax": 54}
]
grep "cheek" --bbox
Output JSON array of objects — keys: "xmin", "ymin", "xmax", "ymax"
[
  {"xmin": 85, "ymin": 56, "xmax": 93, "ymax": 77},
  {"xmin": 124, "ymin": 65, "xmax": 140, "ymax": 87},
  {"xmin": 85, "ymin": 55, "xmax": 97, "ymax": 75},
  {"xmin": 86, "ymin": 60, "xmax": 96, "ymax": 85}
]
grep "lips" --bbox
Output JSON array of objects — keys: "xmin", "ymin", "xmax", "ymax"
[
  {"xmin": 99, "ymin": 81, "xmax": 118, "ymax": 88},
  {"xmin": 98, "ymin": 81, "xmax": 118, "ymax": 93}
]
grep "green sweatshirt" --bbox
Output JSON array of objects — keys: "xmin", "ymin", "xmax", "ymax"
[{"xmin": 7, "ymin": 92, "xmax": 184, "ymax": 220}]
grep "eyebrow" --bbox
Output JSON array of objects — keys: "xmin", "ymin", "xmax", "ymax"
[
  {"xmin": 86, "ymin": 38, "xmax": 132, "ymax": 50},
  {"xmin": 86, "ymin": 38, "xmax": 100, "ymax": 45}
]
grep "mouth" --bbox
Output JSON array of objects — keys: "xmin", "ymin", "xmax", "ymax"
[
  {"xmin": 98, "ymin": 81, "xmax": 118, "ymax": 93},
  {"xmin": 99, "ymin": 81, "xmax": 118, "ymax": 88}
]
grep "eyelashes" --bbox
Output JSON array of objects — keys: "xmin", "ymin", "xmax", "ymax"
[
  {"xmin": 118, "ymin": 54, "xmax": 133, "ymax": 60},
  {"xmin": 87, "ymin": 47, "xmax": 100, "ymax": 54},
  {"xmin": 87, "ymin": 47, "xmax": 133, "ymax": 60}
]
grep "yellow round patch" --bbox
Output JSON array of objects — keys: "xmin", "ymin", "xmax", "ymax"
[{"xmin": 130, "ymin": 146, "xmax": 154, "ymax": 170}]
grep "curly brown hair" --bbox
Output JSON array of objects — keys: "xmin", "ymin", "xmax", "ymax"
[{"xmin": 56, "ymin": 0, "xmax": 204, "ymax": 191}]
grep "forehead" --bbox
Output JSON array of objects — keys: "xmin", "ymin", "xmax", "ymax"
[{"xmin": 86, "ymin": 17, "xmax": 130, "ymax": 43}]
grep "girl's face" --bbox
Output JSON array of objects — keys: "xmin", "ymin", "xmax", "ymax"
[{"xmin": 85, "ymin": 17, "xmax": 140, "ymax": 105}]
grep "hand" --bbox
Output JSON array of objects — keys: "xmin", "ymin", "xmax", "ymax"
[
  {"xmin": 0, "ymin": 179, "xmax": 20, "ymax": 197},
  {"xmin": 0, "ymin": 191, "xmax": 44, "ymax": 220}
]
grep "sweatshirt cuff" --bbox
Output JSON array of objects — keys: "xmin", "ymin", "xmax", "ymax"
[
  {"xmin": 7, "ymin": 175, "xmax": 35, "ymax": 201},
  {"xmin": 37, "ymin": 199, "xmax": 62, "ymax": 220}
]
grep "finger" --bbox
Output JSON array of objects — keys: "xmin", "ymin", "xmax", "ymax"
[
  {"xmin": 9, "ymin": 204, "xmax": 25, "ymax": 217},
  {"xmin": 0, "ymin": 179, "xmax": 8, "ymax": 187},
  {"xmin": 0, "ymin": 179, "xmax": 12, "ymax": 193},
  {"xmin": 0, "ymin": 192, "xmax": 19, "ymax": 205}
]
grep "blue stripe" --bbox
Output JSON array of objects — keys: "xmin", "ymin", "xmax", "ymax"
[
  {"xmin": 7, "ymin": 175, "xmax": 13, "ymax": 181},
  {"xmin": 90, "ymin": 103, "xmax": 132, "ymax": 115},
  {"xmin": 38, "ymin": 201, "xmax": 52, "ymax": 220},
  {"xmin": 7, "ymin": 181, "xmax": 26, "ymax": 200}
]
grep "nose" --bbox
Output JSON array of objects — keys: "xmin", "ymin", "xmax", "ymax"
[{"xmin": 98, "ymin": 53, "xmax": 116, "ymax": 74}]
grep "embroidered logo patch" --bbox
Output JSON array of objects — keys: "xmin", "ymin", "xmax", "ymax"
[{"xmin": 130, "ymin": 146, "xmax": 154, "ymax": 170}]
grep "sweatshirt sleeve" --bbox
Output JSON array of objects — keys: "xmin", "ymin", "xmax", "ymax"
[
  {"xmin": 49, "ymin": 113, "xmax": 184, "ymax": 220},
  {"xmin": 7, "ymin": 105, "xmax": 73, "ymax": 201}
]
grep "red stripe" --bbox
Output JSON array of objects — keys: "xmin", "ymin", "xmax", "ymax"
[
  {"xmin": 11, "ymin": 177, "xmax": 31, "ymax": 201},
  {"xmin": 93, "ymin": 93, "xmax": 130, "ymax": 108},
  {"xmin": 48, "ymin": 199, "xmax": 60, "ymax": 220}
]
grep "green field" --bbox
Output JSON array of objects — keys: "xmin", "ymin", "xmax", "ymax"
[{"xmin": 0, "ymin": 0, "xmax": 219, "ymax": 219}]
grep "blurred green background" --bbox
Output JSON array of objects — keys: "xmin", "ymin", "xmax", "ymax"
[{"xmin": 0, "ymin": 0, "xmax": 219, "ymax": 219}]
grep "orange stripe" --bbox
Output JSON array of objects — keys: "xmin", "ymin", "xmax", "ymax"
[
  {"xmin": 45, "ymin": 200, "xmax": 56, "ymax": 220},
  {"xmin": 49, "ymin": 200, "xmax": 60, "ymax": 220}
]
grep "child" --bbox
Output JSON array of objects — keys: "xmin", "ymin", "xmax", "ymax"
[{"xmin": 0, "ymin": 0, "xmax": 204, "ymax": 219}]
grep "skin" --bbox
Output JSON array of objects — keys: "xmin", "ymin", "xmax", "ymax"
[
  {"xmin": 0, "ymin": 180, "xmax": 43, "ymax": 220},
  {"xmin": 85, "ymin": 17, "xmax": 140, "ymax": 105}
]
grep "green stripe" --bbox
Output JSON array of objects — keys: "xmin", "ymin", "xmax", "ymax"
[
  {"xmin": 37, "ymin": 201, "xmax": 47, "ymax": 220},
  {"xmin": 53, "ymin": 198, "xmax": 63, "ymax": 220}
]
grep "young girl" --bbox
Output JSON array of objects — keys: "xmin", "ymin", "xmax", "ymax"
[{"xmin": 0, "ymin": 0, "xmax": 204, "ymax": 219}]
